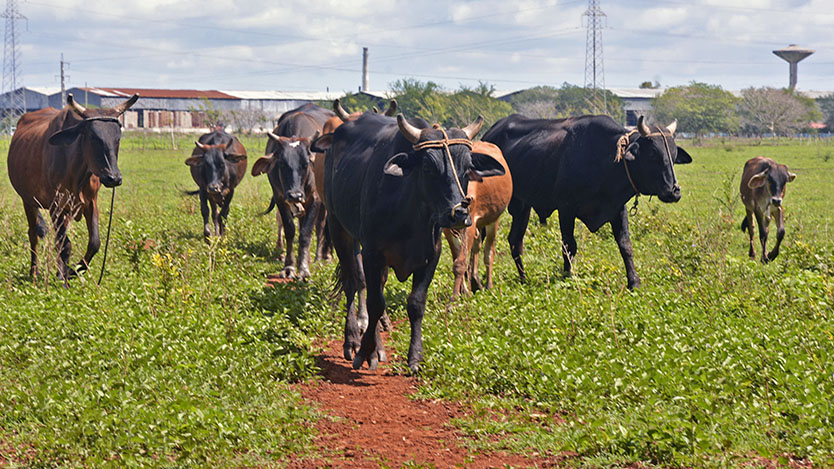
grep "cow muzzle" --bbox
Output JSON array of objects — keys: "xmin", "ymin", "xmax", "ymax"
[
  {"xmin": 285, "ymin": 201, "xmax": 305, "ymax": 218},
  {"xmin": 658, "ymin": 184, "xmax": 681, "ymax": 203},
  {"xmin": 286, "ymin": 190, "xmax": 305, "ymax": 204},
  {"xmin": 100, "ymin": 173, "xmax": 122, "ymax": 188},
  {"xmin": 446, "ymin": 205, "xmax": 472, "ymax": 230},
  {"xmin": 207, "ymin": 183, "xmax": 223, "ymax": 195},
  {"xmin": 771, "ymin": 197, "xmax": 782, "ymax": 207}
]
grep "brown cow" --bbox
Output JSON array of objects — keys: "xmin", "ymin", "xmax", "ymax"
[
  {"xmin": 185, "ymin": 130, "xmax": 247, "ymax": 239},
  {"xmin": 7, "ymin": 93, "xmax": 138, "ymax": 281},
  {"xmin": 311, "ymin": 98, "xmax": 397, "ymax": 260},
  {"xmin": 443, "ymin": 141, "xmax": 512, "ymax": 298},
  {"xmin": 740, "ymin": 156, "xmax": 796, "ymax": 263}
]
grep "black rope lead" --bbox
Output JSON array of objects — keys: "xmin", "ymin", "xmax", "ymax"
[{"xmin": 98, "ymin": 187, "xmax": 115, "ymax": 285}]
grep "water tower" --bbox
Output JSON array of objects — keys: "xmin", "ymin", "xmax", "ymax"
[{"xmin": 773, "ymin": 44, "xmax": 814, "ymax": 90}]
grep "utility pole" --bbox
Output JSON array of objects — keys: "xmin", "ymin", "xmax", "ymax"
[
  {"xmin": 2, "ymin": 0, "xmax": 26, "ymax": 129},
  {"xmin": 59, "ymin": 52, "xmax": 68, "ymax": 105},
  {"xmin": 583, "ymin": 0, "xmax": 606, "ymax": 114}
]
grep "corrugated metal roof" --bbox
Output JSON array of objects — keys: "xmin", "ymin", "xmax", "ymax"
[
  {"xmin": 220, "ymin": 90, "xmax": 343, "ymax": 101},
  {"xmin": 27, "ymin": 86, "xmax": 61, "ymax": 96},
  {"xmin": 81, "ymin": 87, "xmax": 238, "ymax": 99}
]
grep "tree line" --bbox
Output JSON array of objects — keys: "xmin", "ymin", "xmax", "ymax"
[{"xmin": 203, "ymin": 80, "xmax": 834, "ymax": 138}]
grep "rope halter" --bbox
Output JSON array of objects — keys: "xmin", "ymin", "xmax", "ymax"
[
  {"xmin": 411, "ymin": 124, "xmax": 474, "ymax": 219},
  {"xmin": 615, "ymin": 125, "xmax": 678, "ymax": 215}
]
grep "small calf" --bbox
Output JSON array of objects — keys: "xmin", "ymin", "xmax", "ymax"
[
  {"xmin": 740, "ymin": 156, "xmax": 796, "ymax": 263},
  {"xmin": 443, "ymin": 141, "xmax": 512, "ymax": 298}
]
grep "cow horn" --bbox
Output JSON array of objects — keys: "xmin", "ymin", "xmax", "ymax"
[
  {"xmin": 383, "ymin": 99, "xmax": 398, "ymax": 116},
  {"xmin": 266, "ymin": 130, "xmax": 281, "ymax": 141},
  {"xmin": 67, "ymin": 93, "xmax": 87, "ymax": 116},
  {"xmin": 195, "ymin": 141, "xmax": 207, "ymax": 150},
  {"xmin": 397, "ymin": 114, "xmax": 421, "ymax": 144},
  {"xmin": 372, "ymin": 106, "xmax": 380, "ymax": 114},
  {"xmin": 637, "ymin": 115, "xmax": 651, "ymax": 137},
  {"xmin": 462, "ymin": 115, "xmax": 485, "ymax": 140},
  {"xmin": 333, "ymin": 99, "xmax": 351, "ymax": 121},
  {"xmin": 113, "ymin": 93, "xmax": 139, "ymax": 115},
  {"xmin": 666, "ymin": 119, "xmax": 678, "ymax": 135}
]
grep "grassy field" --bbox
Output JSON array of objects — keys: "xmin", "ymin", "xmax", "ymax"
[{"xmin": 0, "ymin": 133, "xmax": 833, "ymax": 467}]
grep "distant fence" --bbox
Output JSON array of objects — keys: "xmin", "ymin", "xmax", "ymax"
[{"xmin": 0, "ymin": 132, "xmax": 269, "ymax": 155}]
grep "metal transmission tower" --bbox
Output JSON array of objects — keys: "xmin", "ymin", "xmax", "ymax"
[
  {"xmin": 2, "ymin": 0, "xmax": 25, "ymax": 129},
  {"xmin": 583, "ymin": 0, "xmax": 606, "ymax": 113}
]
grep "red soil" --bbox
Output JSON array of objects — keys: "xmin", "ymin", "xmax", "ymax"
[{"xmin": 289, "ymin": 335, "xmax": 558, "ymax": 468}]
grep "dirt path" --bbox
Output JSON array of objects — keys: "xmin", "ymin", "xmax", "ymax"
[{"xmin": 290, "ymin": 334, "xmax": 556, "ymax": 468}]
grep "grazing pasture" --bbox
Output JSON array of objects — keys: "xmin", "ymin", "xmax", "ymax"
[{"xmin": 0, "ymin": 133, "xmax": 833, "ymax": 466}]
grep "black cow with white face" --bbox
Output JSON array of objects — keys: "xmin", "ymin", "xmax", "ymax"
[
  {"xmin": 482, "ymin": 114, "xmax": 692, "ymax": 290},
  {"xmin": 318, "ymin": 112, "xmax": 505, "ymax": 373},
  {"xmin": 185, "ymin": 130, "xmax": 247, "ymax": 240}
]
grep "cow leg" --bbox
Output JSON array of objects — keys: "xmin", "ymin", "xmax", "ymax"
[
  {"xmin": 218, "ymin": 190, "xmax": 234, "ymax": 237},
  {"xmin": 466, "ymin": 226, "xmax": 482, "ymax": 294},
  {"xmin": 295, "ymin": 200, "xmax": 319, "ymax": 279},
  {"xmin": 328, "ymin": 216, "xmax": 362, "ymax": 361},
  {"xmin": 558, "ymin": 208, "xmax": 578, "ymax": 278},
  {"xmin": 199, "ymin": 191, "xmax": 212, "ymax": 240},
  {"xmin": 507, "ymin": 198, "xmax": 531, "ymax": 283},
  {"xmin": 23, "ymin": 203, "xmax": 45, "ymax": 279},
  {"xmin": 354, "ymin": 250, "xmax": 388, "ymax": 370},
  {"xmin": 274, "ymin": 206, "xmax": 285, "ymax": 262},
  {"xmin": 79, "ymin": 198, "xmax": 101, "ymax": 274},
  {"xmin": 278, "ymin": 206, "xmax": 297, "ymax": 278},
  {"xmin": 209, "ymin": 198, "xmax": 220, "ymax": 238},
  {"xmin": 314, "ymin": 203, "xmax": 332, "ymax": 262},
  {"xmin": 405, "ymin": 240, "xmax": 442, "ymax": 374},
  {"xmin": 443, "ymin": 228, "xmax": 468, "ymax": 298},
  {"xmin": 755, "ymin": 210, "xmax": 770, "ymax": 264},
  {"xmin": 355, "ymin": 248, "xmax": 371, "ymax": 334},
  {"xmin": 744, "ymin": 208, "xmax": 756, "ymax": 259},
  {"xmin": 482, "ymin": 221, "xmax": 498, "ymax": 290},
  {"xmin": 610, "ymin": 206, "xmax": 640, "ymax": 290},
  {"xmin": 768, "ymin": 208, "xmax": 785, "ymax": 261},
  {"xmin": 378, "ymin": 268, "xmax": 392, "ymax": 332},
  {"xmin": 50, "ymin": 209, "xmax": 73, "ymax": 282}
]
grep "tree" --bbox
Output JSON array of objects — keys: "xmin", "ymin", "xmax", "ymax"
[
  {"xmin": 323, "ymin": 92, "xmax": 382, "ymax": 114},
  {"xmin": 445, "ymin": 83, "xmax": 512, "ymax": 134},
  {"xmin": 388, "ymin": 78, "xmax": 449, "ymax": 124},
  {"xmin": 817, "ymin": 93, "xmax": 834, "ymax": 131},
  {"xmin": 639, "ymin": 80, "xmax": 660, "ymax": 89},
  {"xmin": 229, "ymin": 107, "xmax": 268, "ymax": 134},
  {"xmin": 189, "ymin": 97, "xmax": 228, "ymax": 130},
  {"xmin": 737, "ymin": 87, "xmax": 821, "ymax": 136},
  {"xmin": 507, "ymin": 83, "xmax": 624, "ymax": 122},
  {"xmin": 652, "ymin": 82, "xmax": 738, "ymax": 137}
]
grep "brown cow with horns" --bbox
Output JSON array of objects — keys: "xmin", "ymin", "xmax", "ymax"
[{"xmin": 7, "ymin": 93, "xmax": 139, "ymax": 280}]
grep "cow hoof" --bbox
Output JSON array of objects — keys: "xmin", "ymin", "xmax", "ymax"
[
  {"xmin": 767, "ymin": 251, "xmax": 779, "ymax": 261},
  {"xmin": 627, "ymin": 279, "xmax": 641, "ymax": 291},
  {"xmin": 278, "ymin": 266, "xmax": 297, "ymax": 279},
  {"xmin": 407, "ymin": 361, "xmax": 420, "ymax": 375},
  {"xmin": 343, "ymin": 342, "xmax": 358, "ymax": 361},
  {"xmin": 760, "ymin": 257, "xmax": 770, "ymax": 265},
  {"xmin": 377, "ymin": 348, "xmax": 387, "ymax": 363},
  {"xmin": 380, "ymin": 312, "xmax": 392, "ymax": 332}
]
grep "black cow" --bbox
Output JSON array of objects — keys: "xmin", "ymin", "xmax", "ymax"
[
  {"xmin": 482, "ymin": 115, "xmax": 692, "ymax": 289},
  {"xmin": 252, "ymin": 104, "xmax": 333, "ymax": 279},
  {"xmin": 185, "ymin": 130, "xmax": 247, "ymax": 239},
  {"xmin": 319, "ymin": 112, "xmax": 504, "ymax": 372}
]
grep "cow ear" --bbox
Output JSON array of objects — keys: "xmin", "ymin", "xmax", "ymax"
[
  {"xmin": 251, "ymin": 155, "xmax": 275, "ymax": 176},
  {"xmin": 748, "ymin": 170, "xmax": 768, "ymax": 189},
  {"xmin": 48, "ymin": 123, "xmax": 83, "ymax": 145},
  {"xmin": 623, "ymin": 142, "xmax": 638, "ymax": 161},
  {"xmin": 185, "ymin": 156, "xmax": 203, "ymax": 166},
  {"xmin": 470, "ymin": 152, "xmax": 506, "ymax": 182},
  {"xmin": 787, "ymin": 171, "xmax": 796, "ymax": 182},
  {"xmin": 383, "ymin": 152, "xmax": 415, "ymax": 177},
  {"xmin": 310, "ymin": 133, "xmax": 333, "ymax": 153},
  {"xmin": 675, "ymin": 146, "xmax": 692, "ymax": 164},
  {"xmin": 224, "ymin": 137, "xmax": 247, "ymax": 161}
]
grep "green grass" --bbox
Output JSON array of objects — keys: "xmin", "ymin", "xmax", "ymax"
[{"xmin": 1, "ymin": 133, "xmax": 833, "ymax": 466}]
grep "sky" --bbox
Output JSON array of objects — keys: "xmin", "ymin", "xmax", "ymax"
[{"xmin": 10, "ymin": 0, "xmax": 834, "ymax": 94}]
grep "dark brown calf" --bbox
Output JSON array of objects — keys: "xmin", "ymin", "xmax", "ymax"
[
  {"xmin": 7, "ymin": 93, "xmax": 138, "ymax": 281},
  {"xmin": 443, "ymin": 141, "xmax": 512, "ymax": 298},
  {"xmin": 740, "ymin": 156, "xmax": 796, "ymax": 263},
  {"xmin": 185, "ymin": 131, "xmax": 247, "ymax": 239}
]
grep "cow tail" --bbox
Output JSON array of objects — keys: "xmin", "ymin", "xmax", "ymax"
[
  {"xmin": 740, "ymin": 217, "xmax": 749, "ymax": 232},
  {"xmin": 329, "ymin": 263, "xmax": 345, "ymax": 302},
  {"xmin": 181, "ymin": 189, "xmax": 200, "ymax": 196},
  {"xmin": 262, "ymin": 197, "xmax": 276, "ymax": 216},
  {"xmin": 35, "ymin": 212, "xmax": 47, "ymax": 239}
]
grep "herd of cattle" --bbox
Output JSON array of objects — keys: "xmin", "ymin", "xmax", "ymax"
[{"xmin": 6, "ymin": 94, "xmax": 796, "ymax": 373}]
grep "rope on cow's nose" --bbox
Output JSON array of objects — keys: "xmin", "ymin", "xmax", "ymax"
[
  {"xmin": 615, "ymin": 126, "xmax": 677, "ymax": 216},
  {"xmin": 412, "ymin": 126, "xmax": 473, "ymax": 219},
  {"xmin": 97, "ymin": 186, "xmax": 115, "ymax": 285}
]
